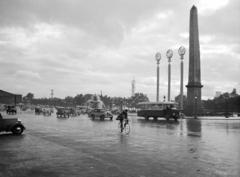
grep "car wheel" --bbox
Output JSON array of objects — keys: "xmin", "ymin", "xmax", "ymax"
[
  {"xmin": 100, "ymin": 115, "xmax": 104, "ymax": 120},
  {"xmin": 11, "ymin": 125, "xmax": 24, "ymax": 135},
  {"xmin": 165, "ymin": 113, "xmax": 171, "ymax": 121}
]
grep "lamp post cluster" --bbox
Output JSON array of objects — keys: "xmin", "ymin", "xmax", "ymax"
[{"xmin": 155, "ymin": 46, "xmax": 186, "ymax": 110}]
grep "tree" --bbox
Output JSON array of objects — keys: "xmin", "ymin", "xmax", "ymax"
[
  {"xmin": 100, "ymin": 95, "xmax": 111, "ymax": 108},
  {"xmin": 65, "ymin": 96, "xmax": 74, "ymax": 106},
  {"xmin": 74, "ymin": 94, "xmax": 84, "ymax": 105},
  {"xmin": 23, "ymin": 92, "xmax": 34, "ymax": 103},
  {"xmin": 230, "ymin": 88, "xmax": 238, "ymax": 97},
  {"xmin": 129, "ymin": 93, "xmax": 149, "ymax": 108},
  {"xmin": 202, "ymin": 89, "xmax": 240, "ymax": 113},
  {"xmin": 83, "ymin": 94, "xmax": 93, "ymax": 103}
]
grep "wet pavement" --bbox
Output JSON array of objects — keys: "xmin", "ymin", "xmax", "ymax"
[{"xmin": 0, "ymin": 112, "xmax": 240, "ymax": 177}]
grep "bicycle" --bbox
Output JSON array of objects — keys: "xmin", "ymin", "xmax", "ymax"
[{"xmin": 118, "ymin": 119, "xmax": 130, "ymax": 134}]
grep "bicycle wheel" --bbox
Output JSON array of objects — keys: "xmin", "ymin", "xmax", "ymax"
[{"xmin": 123, "ymin": 124, "xmax": 130, "ymax": 134}]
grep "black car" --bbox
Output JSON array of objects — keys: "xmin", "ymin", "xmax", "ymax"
[
  {"xmin": 6, "ymin": 105, "xmax": 17, "ymax": 115},
  {"xmin": 88, "ymin": 109, "xmax": 113, "ymax": 120},
  {"xmin": 0, "ymin": 113, "xmax": 25, "ymax": 135},
  {"xmin": 56, "ymin": 107, "xmax": 70, "ymax": 118}
]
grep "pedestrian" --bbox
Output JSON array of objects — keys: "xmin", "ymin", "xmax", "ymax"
[{"xmin": 117, "ymin": 109, "xmax": 128, "ymax": 132}]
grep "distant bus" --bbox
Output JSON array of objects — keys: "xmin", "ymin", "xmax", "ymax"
[{"xmin": 137, "ymin": 102, "xmax": 180, "ymax": 121}]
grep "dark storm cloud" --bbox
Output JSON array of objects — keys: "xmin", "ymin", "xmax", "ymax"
[{"xmin": 0, "ymin": 0, "xmax": 175, "ymax": 44}]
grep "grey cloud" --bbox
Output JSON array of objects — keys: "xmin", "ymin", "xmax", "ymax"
[
  {"xmin": 0, "ymin": 0, "xmax": 239, "ymax": 99},
  {"xmin": 0, "ymin": 0, "xmax": 183, "ymax": 46},
  {"xmin": 200, "ymin": 0, "xmax": 240, "ymax": 40}
]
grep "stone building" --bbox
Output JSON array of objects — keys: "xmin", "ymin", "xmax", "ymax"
[{"xmin": 0, "ymin": 90, "xmax": 22, "ymax": 105}]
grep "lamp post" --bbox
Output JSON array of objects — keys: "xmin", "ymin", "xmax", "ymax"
[
  {"xmin": 178, "ymin": 46, "xmax": 186, "ymax": 111},
  {"xmin": 166, "ymin": 49, "xmax": 173, "ymax": 102},
  {"xmin": 155, "ymin": 52, "xmax": 161, "ymax": 102}
]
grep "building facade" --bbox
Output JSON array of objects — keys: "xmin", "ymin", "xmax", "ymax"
[{"xmin": 0, "ymin": 90, "xmax": 22, "ymax": 105}]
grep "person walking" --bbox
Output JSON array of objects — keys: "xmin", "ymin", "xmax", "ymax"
[{"xmin": 117, "ymin": 109, "xmax": 128, "ymax": 132}]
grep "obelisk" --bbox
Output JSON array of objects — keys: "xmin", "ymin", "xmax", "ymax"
[{"xmin": 186, "ymin": 5, "xmax": 203, "ymax": 116}]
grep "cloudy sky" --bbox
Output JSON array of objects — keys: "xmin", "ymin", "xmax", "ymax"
[{"xmin": 0, "ymin": 0, "xmax": 239, "ymax": 101}]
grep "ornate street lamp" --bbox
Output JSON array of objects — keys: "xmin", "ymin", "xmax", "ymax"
[
  {"xmin": 155, "ymin": 52, "xmax": 161, "ymax": 102},
  {"xmin": 178, "ymin": 46, "xmax": 186, "ymax": 111},
  {"xmin": 166, "ymin": 49, "xmax": 173, "ymax": 102}
]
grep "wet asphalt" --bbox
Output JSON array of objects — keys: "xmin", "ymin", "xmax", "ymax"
[{"xmin": 0, "ymin": 111, "xmax": 240, "ymax": 177}]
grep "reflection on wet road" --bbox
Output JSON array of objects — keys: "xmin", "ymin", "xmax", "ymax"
[{"xmin": 0, "ymin": 112, "xmax": 240, "ymax": 177}]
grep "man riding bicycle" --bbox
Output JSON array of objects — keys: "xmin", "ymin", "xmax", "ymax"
[{"xmin": 117, "ymin": 109, "xmax": 128, "ymax": 132}]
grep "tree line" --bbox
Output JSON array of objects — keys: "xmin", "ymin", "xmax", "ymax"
[
  {"xmin": 23, "ymin": 88, "xmax": 240, "ymax": 113},
  {"xmin": 23, "ymin": 92, "xmax": 149, "ymax": 109},
  {"xmin": 202, "ymin": 89, "xmax": 240, "ymax": 113}
]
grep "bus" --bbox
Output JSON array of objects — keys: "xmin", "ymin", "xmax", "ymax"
[{"xmin": 137, "ymin": 101, "xmax": 181, "ymax": 121}]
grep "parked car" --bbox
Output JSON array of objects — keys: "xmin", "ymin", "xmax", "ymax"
[
  {"xmin": 35, "ymin": 106, "xmax": 53, "ymax": 116},
  {"xmin": 42, "ymin": 107, "xmax": 52, "ymax": 116},
  {"xmin": 35, "ymin": 106, "xmax": 42, "ymax": 115},
  {"xmin": 6, "ymin": 105, "xmax": 17, "ymax": 115},
  {"xmin": 0, "ymin": 113, "xmax": 25, "ymax": 135},
  {"xmin": 56, "ymin": 107, "xmax": 70, "ymax": 118},
  {"xmin": 68, "ymin": 107, "xmax": 78, "ymax": 117},
  {"xmin": 88, "ymin": 109, "xmax": 113, "ymax": 120}
]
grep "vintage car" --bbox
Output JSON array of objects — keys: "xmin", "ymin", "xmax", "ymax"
[
  {"xmin": 6, "ymin": 105, "xmax": 17, "ymax": 115},
  {"xmin": 68, "ymin": 107, "xmax": 78, "ymax": 117},
  {"xmin": 56, "ymin": 107, "xmax": 70, "ymax": 118},
  {"xmin": 137, "ymin": 102, "xmax": 180, "ymax": 121},
  {"xmin": 35, "ymin": 106, "xmax": 42, "ymax": 115},
  {"xmin": 35, "ymin": 106, "xmax": 52, "ymax": 116},
  {"xmin": 88, "ymin": 109, "xmax": 113, "ymax": 120},
  {"xmin": 0, "ymin": 114, "xmax": 25, "ymax": 135},
  {"xmin": 42, "ymin": 107, "xmax": 52, "ymax": 116}
]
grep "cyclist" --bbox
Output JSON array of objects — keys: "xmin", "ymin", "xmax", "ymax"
[{"xmin": 117, "ymin": 109, "xmax": 128, "ymax": 132}]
